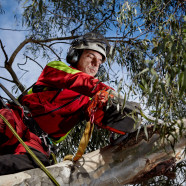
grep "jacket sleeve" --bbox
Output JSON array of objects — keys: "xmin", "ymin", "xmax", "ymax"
[
  {"xmin": 0, "ymin": 108, "xmax": 28, "ymax": 147},
  {"xmin": 35, "ymin": 61, "xmax": 113, "ymax": 97}
]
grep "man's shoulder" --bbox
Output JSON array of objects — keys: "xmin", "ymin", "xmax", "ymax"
[
  {"xmin": 47, "ymin": 61, "xmax": 66, "ymax": 67},
  {"xmin": 46, "ymin": 61, "xmax": 81, "ymax": 74}
]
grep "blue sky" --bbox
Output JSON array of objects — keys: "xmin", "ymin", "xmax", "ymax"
[
  {"xmin": 0, "ymin": 0, "xmax": 137, "ymax": 103},
  {"xmin": 0, "ymin": 0, "xmax": 52, "ymax": 97},
  {"xmin": 0, "ymin": 0, "xmax": 27, "ymax": 97}
]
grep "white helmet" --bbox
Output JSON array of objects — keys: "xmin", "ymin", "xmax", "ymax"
[{"xmin": 66, "ymin": 32, "xmax": 111, "ymax": 65}]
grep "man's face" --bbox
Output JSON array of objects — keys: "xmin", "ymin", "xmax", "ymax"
[{"xmin": 77, "ymin": 50, "xmax": 103, "ymax": 76}]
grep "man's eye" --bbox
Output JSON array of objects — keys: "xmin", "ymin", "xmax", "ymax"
[{"xmin": 88, "ymin": 55, "xmax": 93, "ymax": 59}]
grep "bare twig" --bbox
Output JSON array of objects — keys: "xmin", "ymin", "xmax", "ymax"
[
  {"xmin": 24, "ymin": 55, "xmax": 44, "ymax": 70},
  {"xmin": 33, "ymin": 36, "xmax": 78, "ymax": 43},
  {"xmin": 8, "ymin": 38, "xmax": 33, "ymax": 66},
  {"xmin": 92, "ymin": 14, "xmax": 113, "ymax": 32},
  {"xmin": 70, "ymin": 23, "xmax": 83, "ymax": 35},
  {"xmin": 1, "ymin": 36, "xmax": 79, "ymax": 92},
  {"xmin": 49, "ymin": 41, "xmax": 69, "ymax": 47},
  {"xmin": 0, "ymin": 76, "xmax": 14, "ymax": 83},
  {"xmin": 17, "ymin": 58, "xmax": 29, "ymax": 72},
  {"xmin": 0, "ymin": 39, "xmax": 8, "ymax": 64},
  {"xmin": 8, "ymin": 36, "xmax": 77, "ymax": 67},
  {"xmin": 35, "ymin": 42, "xmax": 61, "ymax": 61},
  {"xmin": 0, "ymin": 27, "xmax": 30, "ymax": 32}
]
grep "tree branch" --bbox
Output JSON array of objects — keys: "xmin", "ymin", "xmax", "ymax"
[
  {"xmin": 49, "ymin": 41, "xmax": 69, "ymax": 47},
  {"xmin": 70, "ymin": 23, "xmax": 83, "ymax": 35},
  {"xmin": 0, "ymin": 39, "xmax": 8, "ymax": 64},
  {"xmin": 8, "ymin": 38, "xmax": 33, "ymax": 67},
  {"xmin": 35, "ymin": 42, "xmax": 61, "ymax": 61},
  {"xmin": 92, "ymin": 1, "xmax": 115, "ymax": 32},
  {"xmin": 0, "ymin": 27, "xmax": 30, "ymax": 32},
  {"xmin": 8, "ymin": 36, "xmax": 78, "ymax": 67},
  {"xmin": 2, "ymin": 36, "xmax": 79, "ymax": 93},
  {"xmin": 24, "ymin": 55, "xmax": 44, "ymax": 70},
  {"xmin": 42, "ymin": 5, "xmax": 82, "ymax": 23},
  {"xmin": 32, "ymin": 36, "xmax": 78, "ymax": 43},
  {"xmin": 0, "ymin": 76, "xmax": 14, "ymax": 83},
  {"xmin": 0, "ymin": 120, "xmax": 185, "ymax": 185}
]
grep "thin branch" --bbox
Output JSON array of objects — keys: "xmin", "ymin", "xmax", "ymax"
[
  {"xmin": 42, "ymin": 5, "xmax": 82, "ymax": 23},
  {"xmin": 8, "ymin": 36, "xmax": 77, "ymax": 67},
  {"xmin": 0, "ymin": 27, "xmax": 31, "ymax": 32},
  {"xmin": 19, "ymin": 71, "xmax": 29, "ymax": 81},
  {"xmin": 17, "ymin": 58, "xmax": 29, "ymax": 72},
  {"xmin": 70, "ymin": 23, "xmax": 83, "ymax": 35},
  {"xmin": 92, "ymin": 1, "xmax": 115, "ymax": 32},
  {"xmin": 24, "ymin": 55, "xmax": 44, "ymax": 70},
  {"xmin": 33, "ymin": 36, "xmax": 78, "ymax": 43},
  {"xmin": 0, "ymin": 39, "xmax": 8, "ymax": 64},
  {"xmin": 92, "ymin": 14, "xmax": 113, "ymax": 32},
  {"xmin": 49, "ymin": 41, "xmax": 69, "ymax": 47},
  {"xmin": 0, "ymin": 76, "xmax": 14, "ymax": 83},
  {"xmin": 133, "ymin": 0, "xmax": 172, "ymax": 40},
  {"xmin": 4, "ymin": 65, "xmax": 25, "ymax": 92},
  {"xmin": 8, "ymin": 38, "xmax": 33, "ymax": 66},
  {"xmin": 35, "ymin": 42, "xmax": 61, "ymax": 61}
]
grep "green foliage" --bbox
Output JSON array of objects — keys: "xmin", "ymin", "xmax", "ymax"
[
  {"xmin": 21, "ymin": 0, "xmax": 116, "ymax": 38},
  {"xmin": 138, "ymin": 14, "xmax": 185, "ymax": 118}
]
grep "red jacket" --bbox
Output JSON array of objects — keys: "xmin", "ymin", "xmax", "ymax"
[
  {"xmin": 21, "ymin": 61, "xmax": 111, "ymax": 139},
  {"xmin": 0, "ymin": 107, "xmax": 48, "ymax": 155}
]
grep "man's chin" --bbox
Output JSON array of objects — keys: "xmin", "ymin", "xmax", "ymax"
[
  {"xmin": 88, "ymin": 73, "xmax": 95, "ymax": 77},
  {"xmin": 85, "ymin": 71, "xmax": 96, "ymax": 77}
]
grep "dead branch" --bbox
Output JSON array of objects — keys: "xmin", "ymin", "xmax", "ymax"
[
  {"xmin": 35, "ymin": 42, "xmax": 61, "ymax": 61},
  {"xmin": 24, "ymin": 55, "xmax": 44, "ymax": 70},
  {"xmin": 0, "ymin": 39, "xmax": 8, "ymax": 63},
  {"xmin": 0, "ymin": 77, "xmax": 14, "ymax": 83},
  {"xmin": 1, "ymin": 36, "xmax": 76, "ymax": 92}
]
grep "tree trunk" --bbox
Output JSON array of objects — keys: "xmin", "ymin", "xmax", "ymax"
[{"xmin": 0, "ymin": 119, "xmax": 185, "ymax": 186}]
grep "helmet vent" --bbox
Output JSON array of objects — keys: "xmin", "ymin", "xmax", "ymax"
[{"xmin": 97, "ymin": 44, "xmax": 106, "ymax": 52}]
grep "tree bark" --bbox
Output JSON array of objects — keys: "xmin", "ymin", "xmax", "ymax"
[{"xmin": 0, "ymin": 119, "xmax": 185, "ymax": 186}]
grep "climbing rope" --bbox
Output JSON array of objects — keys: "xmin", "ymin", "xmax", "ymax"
[
  {"xmin": 63, "ymin": 121, "xmax": 94, "ymax": 161},
  {"xmin": 0, "ymin": 113, "xmax": 60, "ymax": 186}
]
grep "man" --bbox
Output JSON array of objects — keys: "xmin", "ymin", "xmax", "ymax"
[
  {"xmin": 0, "ymin": 32, "xmax": 140, "ymax": 175},
  {"xmin": 20, "ymin": 32, "xmax": 113, "ymax": 143},
  {"xmin": 0, "ymin": 32, "xmax": 114, "ymax": 175}
]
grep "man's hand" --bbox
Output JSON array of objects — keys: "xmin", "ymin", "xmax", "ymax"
[{"xmin": 87, "ymin": 89, "xmax": 141, "ymax": 134}]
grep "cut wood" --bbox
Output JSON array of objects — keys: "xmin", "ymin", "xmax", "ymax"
[{"xmin": 0, "ymin": 119, "xmax": 185, "ymax": 186}]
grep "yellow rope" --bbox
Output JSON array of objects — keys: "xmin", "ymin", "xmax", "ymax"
[
  {"xmin": 0, "ymin": 113, "xmax": 60, "ymax": 186},
  {"xmin": 64, "ymin": 121, "xmax": 94, "ymax": 161}
]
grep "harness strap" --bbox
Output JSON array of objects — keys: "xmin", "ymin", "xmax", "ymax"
[
  {"xmin": 63, "ymin": 121, "xmax": 94, "ymax": 161},
  {"xmin": 0, "ymin": 113, "xmax": 60, "ymax": 186}
]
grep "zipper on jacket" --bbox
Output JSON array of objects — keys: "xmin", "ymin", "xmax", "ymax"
[
  {"xmin": 33, "ymin": 95, "xmax": 81, "ymax": 118},
  {"xmin": 50, "ymin": 89, "xmax": 62, "ymax": 103}
]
